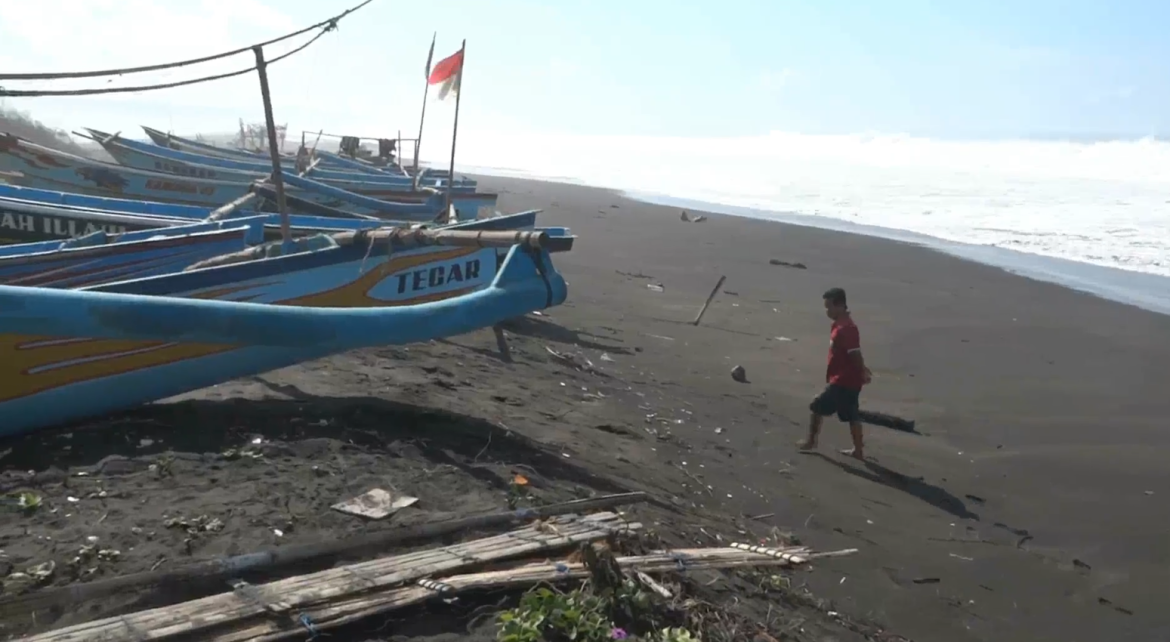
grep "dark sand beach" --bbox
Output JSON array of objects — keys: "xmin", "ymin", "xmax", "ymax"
[{"xmin": 2, "ymin": 175, "xmax": 1169, "ymax": 641}]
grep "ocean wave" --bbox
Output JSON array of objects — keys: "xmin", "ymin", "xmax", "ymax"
[{"xmin": 447, "ymin": 130, "xmax": 1170, "ymax": 278}]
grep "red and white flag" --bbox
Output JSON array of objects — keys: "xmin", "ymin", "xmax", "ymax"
[{"xmin": 427, "ymin": 46, "xmax": 464, "ymax": 101}]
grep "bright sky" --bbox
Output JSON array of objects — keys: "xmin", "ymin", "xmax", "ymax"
[{"xmin": 0, "ymin": 0, "xmax": 1166, "ymax": 158}]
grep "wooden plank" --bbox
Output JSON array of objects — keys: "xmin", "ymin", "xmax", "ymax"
[{"xmin": 19, "ymin": 512, "xmax": 638, "ymax": 642}]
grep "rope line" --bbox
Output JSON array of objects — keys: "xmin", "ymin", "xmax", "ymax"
[
  {"xmin": 0, "ymin": 0, "xmax": 373, "ymax": 82},
  {"xmin": 1, "ymin": 24, "xmax": 335, "ymax": 98}
]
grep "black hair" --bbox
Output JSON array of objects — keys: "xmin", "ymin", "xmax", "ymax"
[{"xmin": 822, "ymin": 287, "xmax": 847, "ymax": 307}]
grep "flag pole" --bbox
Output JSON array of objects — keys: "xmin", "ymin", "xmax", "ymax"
[
  {"xmin": 445, "ymin": 39, "xmax": 466, "ymax": 215},
  {"xmin": 415, "ymin": 32, "xmax": 436, "ymax": 174}
]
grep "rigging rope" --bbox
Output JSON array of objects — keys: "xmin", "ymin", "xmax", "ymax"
[
  {"xmin": 0, "ymin": 0, "xmax": 373, "ymax": 82},
  {"xmin": 1, "ymin": 24, "xmax": 335, "ymax": 97}
]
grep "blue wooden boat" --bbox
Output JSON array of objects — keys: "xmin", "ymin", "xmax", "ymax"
[
  {"xmin": 0, "ymin": 201, "xmax": 540, "ymax": 288},
  {"xmin": 0, "ymin": 184, "xmax": 375, "ymax": 244},
  {"xmin": 142, "ymin": 125, "xmax": 309, "ymax": 163},
  {"xmin": 0, "ymin": 134, "xmax": 497, "ymax": 217},
  {"xmin": 0, "ymin": 224, "xmax": 572, "ymax": 435},
  {"xmin": 0, "ymin": 218, "xmax": 266, "ymax": 288},
  {"xmin": 85, "ymin": 128, "xmax": 477, "ymax": 190},
  {"xmin": 0, "ymin": 184, "xmax": 539, "ymax": 253},
  {"xmin": 142, "ymin": 126, "xmax": 429, "ymax": 177}
]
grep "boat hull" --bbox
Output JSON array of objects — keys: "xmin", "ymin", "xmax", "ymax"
[
  {"xmin": 0, "ymin": 184, "xmax": 532, "ymax": 245},
  {"xmin": 0, "ymin": 219, "xmax": 264, "ymax": 288},
  {"xmin": 0, "ymin": 242, "xmax": 568, "ymax": 435}
]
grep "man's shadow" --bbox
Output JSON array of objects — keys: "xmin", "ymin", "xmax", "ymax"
[{"xmin": 805, "ymin": 452, "xmax": 979, "ymax": 521}]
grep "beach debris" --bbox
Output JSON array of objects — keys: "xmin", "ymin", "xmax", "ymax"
[
  {"xmin": 616, "ymin": 270, "xmax": 654, "ymax": 279},
  {"xmin": 731, "ymin": 365, "xmax": 748, "ymax": 383},
  {"xmin": 544, "ymin": 345, "xmax": 606, "ymax": 376},
  {"xmin": 221, "ymin": 447, "xmax": 264, "ymax": 461},
  {"xmin": 16, "ymin": 491, "xmax": 42, "ymax": 513},
  {"xmin": 332, "ymin": 488, "xmax": 419, "ymax": 520},
  {"xmin": 912, "ymin": 577, "xmax": 941, "ymax": 584},
  {"xmin": 673, "ymin": 462, "xmax": 714, "ymax": 496},
  {"xmin": 599, "ymin": 352, "xmax": 615, "ymax": 362},
  {"xmin": 693, "ymin": 275, "xmax": 727, "ymax": 326},
  {"xmin": 769, "ymin": 336, "xmax": 795, "ymax": 342},
  {"xmin": 769, "ymin": 258, "xmax": 808, "ymax": 269},
  {"xmin": 647, "ymin": 283, "xmax": 665, "ymax": 292},
  {"xmin": 680, "ymin": 211, "xmax": 708, "ymax": 223},
  {"xmin": 4, "ymin": 560, "xmax": 56, "ymax": 593},
  {"xmin": 715, "ymin": 427, "xmax": 725, "ymax": 434},
  {"xmin": 164, "ymin": 514, "xmax": 225, "ymax": 535}
]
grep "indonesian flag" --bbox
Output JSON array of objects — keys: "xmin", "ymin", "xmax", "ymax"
[{"xmin": 427, "ymin": 46, "xmax": 464, "ymax": 101}]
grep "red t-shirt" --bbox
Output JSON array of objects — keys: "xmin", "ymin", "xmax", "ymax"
[{"xmin": 827, "ymin": 316, "xmax": 864, "ymax": 390}]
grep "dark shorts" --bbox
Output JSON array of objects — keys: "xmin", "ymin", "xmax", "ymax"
[{"xmin": 810, "ymin": 384, "xmax": 861, "ymax": 423}]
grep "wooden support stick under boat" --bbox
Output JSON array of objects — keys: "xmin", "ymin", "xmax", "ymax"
[
  {"xmin": 0, "ymin": 492, "xmax": 647, "ymax": 616},
  {"xmin": 693, "ymin": 274, "xmax": 727, "ymax": 326},
  {"xmin": 493, "ymin": 325, "xmax": 513, "ymax": 362},
  {"xmin": 252, "ymin": 45, "xmax": 291, "ymax": 243}
]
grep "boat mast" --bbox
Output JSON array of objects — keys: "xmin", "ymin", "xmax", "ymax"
[{"xmin": 251, "ymin": 46, "xmax": 291, "ymax": 244}]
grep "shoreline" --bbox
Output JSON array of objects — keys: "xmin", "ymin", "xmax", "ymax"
[
  {"xmin": 457, "ymin": 164, "xmax": 1170, "ymax": 317},
  {"xmin": 629, "ymin": 191, "xmax": 1170, "ymax": 317}
]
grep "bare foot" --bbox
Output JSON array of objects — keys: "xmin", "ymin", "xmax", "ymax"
[
  {"xmin": 839, "ymin": 448, "xmax": 865, "ymax": 461},
  {"xmin": 798, "ymin": 440, "xmax": 818, "ymax": 451}
]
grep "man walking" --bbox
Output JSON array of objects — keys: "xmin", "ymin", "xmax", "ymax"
[{"xmin": 800, "ymin": 287, "xmax": 871, "ymax": 460}]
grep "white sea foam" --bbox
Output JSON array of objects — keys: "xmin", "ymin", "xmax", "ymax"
[{"xmin": 449, "ymin": 131, "xmax": 1170, "ymax": 279}]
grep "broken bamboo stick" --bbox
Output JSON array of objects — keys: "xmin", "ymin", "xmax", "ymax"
[{"xmin": 692, "ymin": 275, "xmax": 727, "ymax": 326}]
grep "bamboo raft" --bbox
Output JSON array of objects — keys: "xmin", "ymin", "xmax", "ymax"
[
  {"xmin": 18, "ymin": 513, "xmax": 858, "ymax": 642},
  {"xmin": 20, "ymin": 512, "xmax": 639, "ymax": 642},
  {"xmin": 176, "ymin": 545, "xmax": 857, "ymax": 642}
]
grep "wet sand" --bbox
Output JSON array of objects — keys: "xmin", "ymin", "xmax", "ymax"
[{"xmin": 2, "ymin": 175, "xmax": 1169, "ymax": 641}]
